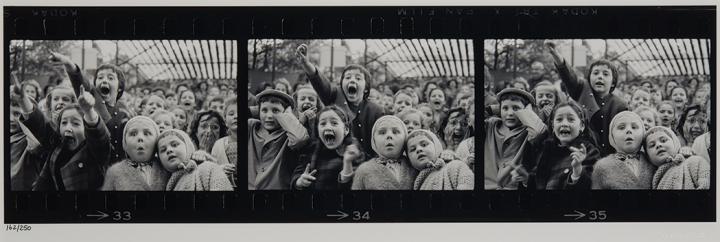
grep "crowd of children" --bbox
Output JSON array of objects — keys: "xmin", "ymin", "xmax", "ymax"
[
  {"xmin": 9, "ymin": 51, "xmax": 237, "ymax": 191},
  {"xmin": 484, "ymin": 43, "xmax": 711, "ymax": 190},
  {"xmin": 247, "ymin": 44, "xmax": 475, "ymax": 190}
]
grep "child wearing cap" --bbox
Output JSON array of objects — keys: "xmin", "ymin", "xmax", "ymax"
[
  {"xmin": 547, "ymin": 44, "xmax": 628, "ymax": 157},
  {"xmin": 296, "ymin": 44, "xmax": 385, "ymax": 157},
  {"xmin": 484, "ymin": 88, "xmax": 547, "ymax": 190},
  {"xmin": 248, "ymin": 90, "xmax": 310, "ymax": 190}
]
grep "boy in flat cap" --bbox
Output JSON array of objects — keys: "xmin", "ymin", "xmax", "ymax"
[
  {"xmin": 248, "ymin": 90, "xmax": 310, "ymax": 190},
  {"xmin": 484, "ymin": 88, "xmax": 547, "ymax": 190}
]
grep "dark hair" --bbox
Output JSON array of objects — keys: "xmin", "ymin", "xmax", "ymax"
[
  {"xmin": 315, "ymin": 106, "xmax": 351, "ymax": 136},
  {"xmin": 153, "ymin": 88, "xmax": 166, "ymax": 95},
  {"xmin": 676, "ymin": 105, "xmax": 705, "ymax": 137},
  {"xmin": 422, "ymin": 81, "xmax": 438, "ymax": 102},
  {"xmin": 663, "ymin": 79, "xmax": 679, "ymax": 98},
  {"xmin": 498, "ymin": 93, "xmax": 530, "ymax": 106},
  {"xmin": 340, "ymin": 64, "xmax": 373, "ymax": 99},
  {"xmin": 56, "ymin": 104, "xmax": 85, "ymax": 129},
  {"xmin": 175, "ymin": 83, "xmax": 188, "ymax": 95},
  {"xmin": 447, "ymin": 79, "xmax": 458, "ymax": 88},
  {"xmin": 165, "ymin": 92, "xmax": 176, "ymax": 98},
  {"xmin": 188, "ymin": 110, "xmax": 228, "ymax": 147},
  {"xmin": 585, "ymin": 59, "xmax": 619, "ymax": 94},
  {"xmin": 178, "ymin": 89, "xmax": 197, "ymax": 107},
  {"xmin": 94, "ymin": 64, "xmax": 126, "ymax": 100},
  {"xmin": 669, "ymin": 86, "xmax": 688, "ymax": 99}
]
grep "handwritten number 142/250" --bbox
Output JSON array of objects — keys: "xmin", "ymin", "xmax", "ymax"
[{"xmin": 6, "ymin": 224, "xmax": 32, "ymax": 232}]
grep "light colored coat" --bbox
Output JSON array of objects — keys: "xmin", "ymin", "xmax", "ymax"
[
  {"xmin": 591, "ymin": 154, "xmax": 656, "ymax": 190},
  {"xmin": 101, "ymin": 159, "xmax": 170, "ymax": 191},
  {"xmin": 414, "ymin": 160, "xmax": 474, "ymax": 190}
]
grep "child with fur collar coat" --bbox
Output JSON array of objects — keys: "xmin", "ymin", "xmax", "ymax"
[
  {"xmin": 407, "ymin": 130, "xmax": 474, "ymax": 190},
  {"xmin": 352, "ymin": 116, "xmax": 418, "ymax": 190},
  {"xmin": 592, "ymin": 111, "xmax": 656, "ymax": 189}
]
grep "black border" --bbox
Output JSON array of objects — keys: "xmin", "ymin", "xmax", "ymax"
[{"xmin": 4, "ymin": 6, "xmax": 716, "ymax": 223}]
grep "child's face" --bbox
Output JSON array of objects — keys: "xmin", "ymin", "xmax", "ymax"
[
  {"xmin": 424, "ymin": 83, "xmax": 438, "ymax": 98},
  {"xmin": 209, "ymin": 101, "xmax": 225, "ymax": 115},
  {"xmin": 317, "ymin": 110, "xmax": 348, "ymax": 149},
  {"xmin": 50, "ymin": 89, "xmax": 76, "ymax": 121},
  {"xmin": 552, "ymin": 106, "xmax": 584, "ymax": 145},
  {"xmin": 458, "ymin": 97, "xmax": 473, "ymax": 111},
  {"xmin": 638, "ymin": 110, "xmax": 656, "ymax": 131},
  {"xmin": 512, "ymin": 82, "xmax": 526, "ymax": 91},
  {"xmin": 393, "ymin": 93, "xmax": 413, "ymax": 114},
  {"xmin": 671, "ymin": 88, "xmax": 687, "ymax": 107},
  {"xmin": 296, "ymin": 90, "xmax": 318, "ymax": 112},
  {"xmin": 407, "ymin": 135, "xmax": 437, "ymax": 170},
  {"xmin": 274, "ymin": 83, "xmax": 288, "ymax": 94},
  {"xmin": 383, "ymin": 95, "xmax": 394, "ymax": 110},
  {"xmin": 10, "ymin": 105, "xmax": 22, "ymax": 134},
  {"xmin": 125, "ymin": 123, "xmax": 159, "ymax": 162},
  {"xmin": 172, "ymin": 109, "xmax": 188, "ymax": 130},
  {"xmin": 341, "ymin": 69, "xmax": 367, "ymax": 105},
  {"xmin": 180, "ymin": 91, "xmax": 196, "ymax": 109},
  {"xmin": 373, "ymin": 121, "xmax": 406, "ymax": 159},
  {"xmin": 610, "ymin": 115, "xmax": 644, "ymax": 154},
  {"xmin": 145, "ymin": 96, "xmax": 165, "ymax": 115},
  {"xmin": 443, "ymin": 111, "xmax": 468, "ymax": 147},
  {"xmin": 665, "ymin": 82, "xmax": 678, "ymax": 93},
  {"xmin": 418, "ymin": 106, "xmax": 434, "ymax": 129},
  {"xmin": 657, "ymin": 104, "xmax": 675, "ymax": 127},
  {"xmin": 535, "ymin": 87, "xmax": 556, "ymax": 110},
  {"xmin": 153, "ymin": 114, "xmax": 174, "ymax": 134},
  {"xmin": 500, "ymin": 99, "xmax": 525, "ymax": 129},
  {"xmin": 225, "ymin": 105, "xmax": 238, "ymax": 132},
  {"xmin": 95, "ymin": 68, "xmax": 120, "ymax": 102},
  {"xmin": 589, "ymin": 64, "xmax": 613, "ymax": 95},
  {"xmin": 682, "ymin": 109, "xmax": 707, "ymax": 143},
  {"xmin": 429, "ymin": 89, "xmax": 446, "ymax": 110},
  {"xmin": 158, "ymin": 135, "xmax": 188, "ymax": 172},
  {"xmin": 692, "ymin": 90, "xmax": 708, "ymax": 105},
  {"xmin": 401, "ymin": 113, "xmax": 422, "ymax": 133},
  {"xmin": 59, "ymin": 109, "xmax": 86, "ymax": 150},
  {"xmin": 166, "ymin": 96, "xmax": 177, "ymax": 107},
  {"xmin": 23, "ymin": 85, "xmax": 37, "ymax": 101},
  {"xmin": 208, "ymin": 87, "xmax": 220, "ymax": 96},
  {"xmin": 368, "ymin": 89, "xmax": 382, "ymax": 106},
  {"xmin": 630, "ymin": 90, "xmax": 651, "ymax": 109},
  {"xmin": 198, "ymin": 115, "xmax": 221, "ymax": 139},
  {"xmin": 259, "ymin": 101, "xmax": 284, "ymax": 131},
  {"xmin": 645, "ymin": 131, "xmax": 676, "ymax": 166}
]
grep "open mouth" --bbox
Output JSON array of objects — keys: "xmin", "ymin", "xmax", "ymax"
[
  {"xmin": 558, "ymin": 128, "xmax": 572, "ymax": 136},
  {"xmin": 452, "ymin": 130, "xmax": 464, "ymax": 140},
  {"xmin": 54, "ymin": 104, "xmax": 66, "ymax": 111},
  {"xmin": 322, "ymin": 130, "xmax": 337, "ymax": 144},
  {"xmin": 99, "ymin": 83, "xmax": 111, "ymax": 95},
  {"xmin": 432, "ymin": 100, "xmax": 441, "ymax": 106},
  {"xmin": 301, "ymin": 103, "xmax": 313, "ymax": 111},
  {"xmin": 347, "ymin": 83, "xmax": 358, "ymax": 96}
]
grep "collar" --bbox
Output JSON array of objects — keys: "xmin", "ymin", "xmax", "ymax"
[
  {"xmin": 614, "ymin": 153, "xmax": 639, "ymax": 161},
  {"xmin": 375, "ymin": 157, "xmax": 400, "ymax": 165},
  {"xmin": 130, "ymin": 160, "xmax": 153, "ymax": 168}
]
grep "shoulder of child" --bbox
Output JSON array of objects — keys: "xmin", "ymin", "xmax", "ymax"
[
  {"xmin": 685, "ymin": 156, "xmax": 710, "ymax": 170},
  {"xmin": 593, "ymin": 155, "xmax": 618, "ymax": 172}
]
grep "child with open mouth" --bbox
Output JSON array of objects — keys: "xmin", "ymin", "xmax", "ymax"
[
  {"xmin": 644, "ymin": 126, "xmax": 709, "ymax": 190},
  {"xmin": 157, "ymin": 129, "xmax": 233, "ymax": 191},
  {"xmin": 407, "ymin": 129, "xmax": 474, "ymax": 190},
  {"xmin": 592, "ymin": 111, "xmax": 656, "ymax": 189},
  {"xmin": 440, "ymin": 108, "xmax": 471, "ymax": 151},
  {"xmin": 15, "ymin": 84, "xmax": 111, "ymax": 191},
  {"xmin": 656, "ymin": 101, "xmax": 676, "ymax": 129},
  {"xmin": 547, "ymin": 43, "xmax": 628, "ymax": 157},
  {"xmin": 296, "ymin": 44, "xmax": 385, "ymax": 157},
  {"xmin": 352, "ymin": 115, "xmax": 418, "ymax": 190},
  {"xmin": 102, "ymin": 116, "xmax": 170, "ymax": 191},
  {"xmin": 293, "ymin": 87, "xmax": 324, "ymax": 137},
  {"xmin": 517, "ymin": 102, "xmax": 601, "ymax": 190},
  {"xmin": 292, "ymin": 106, "xmax": 364, "ymax": 190}
]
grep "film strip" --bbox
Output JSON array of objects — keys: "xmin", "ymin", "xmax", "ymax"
[{"xmin": 3, "ymin": 6, "xmax": 716, "ymax": 223}]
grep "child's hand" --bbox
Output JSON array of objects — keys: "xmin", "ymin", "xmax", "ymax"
[
  {"xmin": 510, "ymin": 166, "xmax": 529, "ymax": 185},
  {"xmin": 191, "ymin": 150, "xmax": 217, "ymax": 164},
  {"xmin": 569, "ymin": 144, "xmax": 587, "ymax": 176},
  {"xmin": 295, "ymin": 164, "xmax": 317, "ymax": 189},
  {"xmin": 221, "ymin": 163, "xmax": 236, "ymax": 175},
  {"xmin": 440, "ymin": 150, "xmax": 456, "ymax": 162},
  {"xmin": 343, "ymin": 143, "xmax": 361, "ymax": 164},
  {"xmin": 679, "ymin": 146, "xmax": 694, "ymax": 158},
  {"xmin": 78, "ymin": 86, "xmax": 96, "ymax": 113},
  {"xmin": 298, "ymin": 107, "xmax": 317, "ymax": 125},
  {"xmin": 295, "ymin": 44, "xmax": 316, "ymax": 74},
  {"xmin": 544, "ymin": 41, "xmax": 563, "ymax": 64},
  {"xmin": 10, "ymin": 81, "xmax": 34, "ymax": 114},
  {"xmin": 49, "ymin": 51, "xmax": 76, "ymax": 71}
]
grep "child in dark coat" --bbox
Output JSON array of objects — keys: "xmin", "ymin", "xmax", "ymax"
[{"xmin": 296, "ymin": 44, "xmax": 385, "ymax": 157}]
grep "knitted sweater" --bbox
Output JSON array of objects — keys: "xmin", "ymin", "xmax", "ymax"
[
  {"xmin": 351, "ymin": 157, "xmax": 418, "ymax": 190},
  {"xmin": 591, "ymin": 154, "xmax": 656, "ymax": 190},
  {"xmin": 101, "ymin": 159, "xmax": 170, "ymax": 191},
  {"xmin": 652, "ymin": 156, "xmax": 710, "ymax": 190},
  {"xmin": 413, "ymin": 160, "xmax": 474, "ymax": 190},
  {"xmin": 167, "ymin": 161, "xmax": 233, "ymax": 191}
]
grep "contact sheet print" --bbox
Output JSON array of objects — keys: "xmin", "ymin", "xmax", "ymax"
[{"xmin": 3, "ymin": 6, "xmax": 716, "ymax": 223}]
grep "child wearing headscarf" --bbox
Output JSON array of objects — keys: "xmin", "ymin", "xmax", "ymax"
[
  {"xmin": 352, "ymin": 116, "xmax": 418, "ymax": 190},
  {"xmin": 158, "ymin": 129, "xmax": 233, "ymax": 191},
  {"xmin": 102, "ymin": 116, "xmax": 170, "ymax": 191},
  {"xmin": 645, "ymin": 126, "xmax": 710, "ymax": 190},
  {"xmin": 407, "ymin": 130, "xmax": 474, "ymax": 190},
  {"xmin": 592, "ymin": 111, "xmax": 656, "ymax": 189}
]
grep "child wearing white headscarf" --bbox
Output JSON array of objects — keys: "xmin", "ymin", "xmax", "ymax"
[
  {"xmin": 407, "ymin": 130, "xmax": 474, "ymax": 190},
  {"xmin": 102, "ymin": 116, "xmax": 169, "ymax": 190},
  {"xmin": 645, "ymin": 126, "xmax": 710, "ymax": 190},
  {"xmin": 592, "ymin": 111, "xmax": 656, "ymax": 189},
  {"xmin": 351, "ymin": 115, "xmax": 418, "ymax": 190},
  {"xmin": 158, "ymin": 129, "xmax": 233, "ymax": 191}
]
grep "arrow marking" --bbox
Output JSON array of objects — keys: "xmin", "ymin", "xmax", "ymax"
[
  {"xmin": 563, "ymin": 210, "xmax": 586, "ymax": 220},
  {"xmin": 326, "ymin": 210, "xmax": 349, "ymax": 220},
  {"xmin": 87, "ymin": 210, "xmax": 109, "ymax": 220}
]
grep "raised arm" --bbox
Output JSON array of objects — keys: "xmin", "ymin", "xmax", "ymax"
[
  {"xmin": 546, "ymin": 43, "xmax": 584, "ymax": 101},
  {"xmin": 50, "ymin": 51, "xmax": 112, "ymax": 122},
  {"xmin": 12, "ymin": 83, "xmax": 58, "ymax": 148},
  {"xmin": 296, "ymin": 44, "xmax": 338, "ymax": 105},
  {"xmin": 78, "ymin": 88, "xmax": 111, "ymax": 170},
  {"xmin": 274, "ymin": 108, "xmax": 309, "ymax": 149}
]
